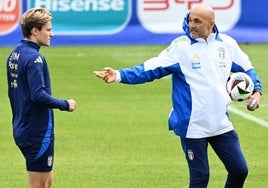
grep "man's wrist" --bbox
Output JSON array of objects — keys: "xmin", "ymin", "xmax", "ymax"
[
  {"xmin": 253, "ymin": 89, "xmax": 262, "ymax": 95},
  {"xmin": 115, "ymin": 70, "xmax": 121, "ymax": 82}
]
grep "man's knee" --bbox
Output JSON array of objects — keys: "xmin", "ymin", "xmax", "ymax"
[
  {"xmin": 190, "ymin": 170, "xmax": 210, "ymax": 187},
  {"xmin": 28, "ymin": 171, "xmax": 53, "ymax": 188},
  {"xmin": 229, "ymin": 162, "xmax": 248, "ymax": 179},
  {"xmin": 46, "ymin": 172, "xmax": 53, "ymax": 188},
  {"xmin": 225, "ymin": 165, "xmax": 248, "ymax": 188}
]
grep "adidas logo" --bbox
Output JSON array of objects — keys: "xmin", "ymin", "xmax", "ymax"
[{"xmin": 34, "ymin": 56, "xmax": 43, "ymax": 63}]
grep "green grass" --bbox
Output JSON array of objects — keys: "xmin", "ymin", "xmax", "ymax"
[{"xmin": 1, "ymin": 44, "xmax": 268, "ymax": 187}]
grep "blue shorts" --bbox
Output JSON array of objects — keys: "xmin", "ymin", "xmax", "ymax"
[{"xmin": 18, "ymin": 141, "xmax": 54, "ymax": 172}]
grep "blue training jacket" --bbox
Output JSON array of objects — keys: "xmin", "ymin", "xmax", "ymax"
[{"xmin": 7, "ymin": 40, "xmax": 70, "ymax": 147}]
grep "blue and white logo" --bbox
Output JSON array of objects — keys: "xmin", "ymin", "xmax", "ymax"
[{"xmin": 28, "ymin": 0, "xmax": 131, "ymax": 35}]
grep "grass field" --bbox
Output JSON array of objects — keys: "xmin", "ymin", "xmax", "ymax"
[{"xmin": 0, "ymin": 44, "xmax": 268, "ymax": 187}]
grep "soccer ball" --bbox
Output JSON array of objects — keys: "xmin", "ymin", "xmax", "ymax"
[{"xmin": 226, "ymin": 72, "xmax": 254, "ymax": 101}]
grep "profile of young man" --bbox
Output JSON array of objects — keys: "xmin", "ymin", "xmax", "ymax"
[{"xmin": 6, "ymin": 7, "xmax": 77, "ymax": 188}]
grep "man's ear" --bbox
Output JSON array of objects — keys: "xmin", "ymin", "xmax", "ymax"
[
  {"xmin": 31, "ymin": 27, "xmax": 38, "ymax": 36},
  {"xmin": 211, "ymin": 20, "xmax": 215, "ymax": 28}
]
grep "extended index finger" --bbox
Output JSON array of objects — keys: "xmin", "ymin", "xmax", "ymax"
[{"xmin": 93, "ymin": 71, "xmax": 106, "ymax": 78}]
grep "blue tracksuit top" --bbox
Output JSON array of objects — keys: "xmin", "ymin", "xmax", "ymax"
[
  {"xmin": 7, "ymin": 40, "xmax": 70, "ymax": 147},
  {"xmin": 117, "ymin": 22, "xmax": 262, "ymax": 138}
]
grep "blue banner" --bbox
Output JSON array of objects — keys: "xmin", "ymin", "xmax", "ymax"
[{"xmin": 1, "ymin": 0, "xmax": 268, "ymax": 46}]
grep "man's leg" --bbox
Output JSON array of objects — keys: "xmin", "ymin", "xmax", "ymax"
[
  {"xmin": 209, "ymin": 130, "xmax": 248, "ymax": 188},
  {"xmin": 28, "ymin": 171, "xmax": 53, "ymax": 188},
  {"xmin": 19, "ymin": 142, "xmax": 54, "ymax": 188},
  {"xmin": 181, "ymin": 137, "xmax": 210, "ymax": 188}
]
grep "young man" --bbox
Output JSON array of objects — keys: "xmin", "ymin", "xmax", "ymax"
[
  {"xmin": 94, "ymin": 5, "xmax": 262, "ymax": 188},
  {"xmin": 6, "ymin": 8, "xmax": 77, "ymax": 188}
]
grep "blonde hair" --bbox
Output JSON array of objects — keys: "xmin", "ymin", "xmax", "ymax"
[{"xmin": 20, "ymin": 7, "xmax": 52, "ymax": 38}]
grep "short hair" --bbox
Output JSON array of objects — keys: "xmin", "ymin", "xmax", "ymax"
[{"xmin": 20, "ymin": 7, "xmax": 52, "ymax": 38}]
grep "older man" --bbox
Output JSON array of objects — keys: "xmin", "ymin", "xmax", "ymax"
[{"xmin": 94, "ymin": 5, "xmax": 262, "ymax": 188}]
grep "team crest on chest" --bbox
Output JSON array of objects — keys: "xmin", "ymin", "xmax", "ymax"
[
  {"xmin": 218, "ymin": 47, "xmax": 227, "ymax": 68},
  {"xmin": 218, "ymin": 47, "xmax": 225, "ymax": 60}
]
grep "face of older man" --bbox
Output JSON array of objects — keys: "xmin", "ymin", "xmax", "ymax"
[{"xmin": 188, "ymin": 6, "xmax": 215, "ymax": 40}]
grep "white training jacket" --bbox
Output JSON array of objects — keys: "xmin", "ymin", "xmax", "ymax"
[{"xmin": 116, "ymin": 32, "xmax": 261, "ymax": 138}]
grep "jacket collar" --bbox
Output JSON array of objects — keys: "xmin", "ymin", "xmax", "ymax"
[
  {"xmin": 182, "ymin": 12, "xmax": 222, "ymax": 44},
  {"xmin": 21, "ymin": 39, "xmax": 41, "ymax": 51}
]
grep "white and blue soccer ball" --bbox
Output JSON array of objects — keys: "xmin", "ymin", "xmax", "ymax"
[{"xmin": 226, "ymin": 72, "xmax": 254, "ymax": 101}]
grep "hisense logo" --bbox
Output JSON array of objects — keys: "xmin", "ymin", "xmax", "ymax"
[
  {"xmin": 28, "ymin": 0, "xmax": 131, "ymax": 35},
  {"xmin": 32, "ymin": 0, "xmax": 125, "ymax": 12}
]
